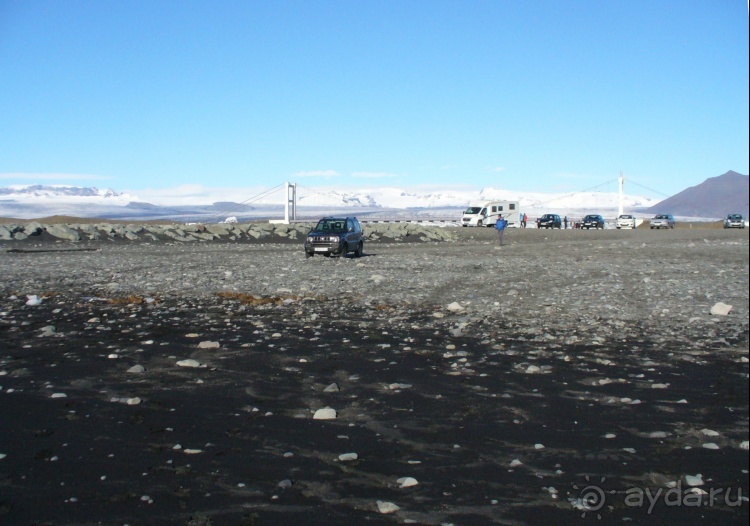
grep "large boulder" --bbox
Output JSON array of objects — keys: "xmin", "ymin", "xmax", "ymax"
[{"xmin": 46, "ymin": 224, "xmax": 81, "ymax": 242}]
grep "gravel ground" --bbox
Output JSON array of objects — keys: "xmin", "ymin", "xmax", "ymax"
[{"xmin": 0, "ymin": 226, "xmax": 748, "ymax": 525}]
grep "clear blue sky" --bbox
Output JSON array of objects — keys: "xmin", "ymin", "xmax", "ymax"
[{"xmin": 1, "ymin": 0, "xmax": 748, "ymax": 199}]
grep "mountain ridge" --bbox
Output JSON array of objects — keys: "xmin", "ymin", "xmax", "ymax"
[{"xmin": 645, "ymin": 171, "xmax": 748, "ymax": 218}]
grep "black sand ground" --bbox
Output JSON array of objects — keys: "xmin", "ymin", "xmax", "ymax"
[{"xmin": 0, "ymin": 227, "xmax": 748, "ymax": 525}]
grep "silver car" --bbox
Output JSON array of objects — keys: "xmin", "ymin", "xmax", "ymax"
[
  {"xmin": 650, "ymin": 214, "xmax": 675, "ymax": 229},
  {"xmin": 724, "ymin": 214, "xmax": 745, "ymax": 229}
]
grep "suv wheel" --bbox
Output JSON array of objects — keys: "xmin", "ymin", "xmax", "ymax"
[
  {"xmin": 354, "ymin": 242, "xmax": 363, "ymax": 258},
  {"xmin": 340, "ymin": 243, "xmax": 348, "ymax": 258}
]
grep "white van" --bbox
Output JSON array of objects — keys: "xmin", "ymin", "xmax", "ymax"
[{"xmin": 461, "ymin": 201, "xmax": 520, "ymax": 227}]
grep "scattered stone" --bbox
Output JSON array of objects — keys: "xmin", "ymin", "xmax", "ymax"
[
  {"xmin": 313, "ymin": 407, "xmax": 337, "ymax": 420},
  {"xmin": 197, "ymin": 341, "xmax": 220, "ymax": 349},
  {"xmin": 25, "ymin": 295, "xmax": 42, "ymax": 306},
  {"xmin": 709, "ymin": 302, "xmax": 732, "ymax": 316},
  {"xmin": 176, "ymin": 359, "xmax": 203, "ymax": 368},
  {"xmin": 127, "ymin": 365, "xmax": 146, "ymax": 373},
  {"xmin": 397, "ymin": 477, "xmax": 418, "ymax": 488},
  {"xmin": 376, "ymin": 501, "xmax": 400, "ymax": 514},
  {"xmin": 446, "ymin": 302, "xmax": 464, "ymax": 313}
]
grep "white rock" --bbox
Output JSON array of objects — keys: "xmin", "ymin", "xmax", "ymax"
[
  {"xmin": 39, "ymin": 326, "xmax": 56, "ymax": 337},
  {"xmin": 446, "ymin": 302, "xmax": 464, "ymax": 313},
  {"xmin": 338, "ymin": 453, "xmax": 358, "ymax": 461},
  {"xmin": 684, "ymin": 474, "xmax": 704, "ymax": 486},
  {"xmin": 126, "ymin": 397, "xmax": 141, "ymax": 405},
  {"xmin": 649, "ymin": 431, "xmax": 668, "ymax": 438},
  {"xmin": 127, "ymin": 365, "xmax": 145, "ymax": 373},
  {"xmin": 183, "ymin": 449, "xmax": 203, "ymax": 455},
  {"xmin": 323, "ymin": 383, "xmax": 340, "ymax": 392},
  {"xmin": 198, "ymin": 341, "xmax": 220, "ymax": 349},
  {"xmin": 509, "ymin": 459, "xmax": 523, "ymax": 467},
  {"xmin": 534, "ymin": 443, "xmax": 545, "ymax": 449},
  {"xmin": 376, "ymin": 501, "xmax": 400, "ymax": 514},
  {"xmin": 176, "ymin": 359, "xmax": 202, "ymax": 368},
  {"xmin": 388, "ymin": 383, "xmax": 412, "ymax": 390},
  {"xmin": 25, "ymin": 295, "xmax": 42, "ymax": 306},
  {"xmin": 709, "ymin": 302, "xmax": 732, "ymax": 316},
  {"xmin": 0, "ymin": 453, "xmax": 6, "ymax": 460},
  {"xmin": 50, "ymin": 393, "xmax": 67, "ymax": 399},
  {"xmin": 702, "ymin": 443, "xmax": 720, "ymax": 450},
  {"xmin": 525, "ymin": 365, "xmax": 541, "ymax": 374},
  {"xmin": 397, "ymin": 477, "xmax": 418, "ymax": 488},
  {"xmin": 740, "ymin": 441, "xmax": 749, "ymax": 450},
  {"xmin": 701, "ymin": 429, "xmax": 720, "ymax": 437},
  {"xmin": 313, "ymin": 407, "xmax": 337, "ymax": 420},
  {"xmin": 651, "ymin": 383, "xmax": 669, "ymax": 389}
]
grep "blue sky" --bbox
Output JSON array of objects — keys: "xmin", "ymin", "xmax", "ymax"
[{"xmin": 1, "ymin": 0, "xmax": 747, "ymax": 201}]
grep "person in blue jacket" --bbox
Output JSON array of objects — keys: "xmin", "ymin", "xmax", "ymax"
[{"xmin": 495, "ymin": 214, "xmax": 508, "ymax": 246}]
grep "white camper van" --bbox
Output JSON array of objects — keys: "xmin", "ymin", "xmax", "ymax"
[{"xmin": 461, "ymin": 201, "xmax": 520, "ymax": 227}]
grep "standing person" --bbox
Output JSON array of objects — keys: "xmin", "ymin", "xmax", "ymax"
[
  {"xmin": 522, "ymin": 213, "xmax": 528, "ymax": 228},
  {"xmin": 564, "ymin": 216, "xmax": 568, "ymax": 229},
  {"xmin": 495, "ymin": 214, "xmax": 508, "ymax": 246}
]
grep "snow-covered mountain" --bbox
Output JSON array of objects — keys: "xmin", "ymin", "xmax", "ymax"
[
  {"xmin": 0, "ymin": 185, "xmax": 134, "ymax": 202},
  {"xmin": 294, "ymin": 186, "xmax": 658, "ymax": 210},
  {"xmin": 0, "ymin": 183, "xmax": 661, "ymax": 221}
]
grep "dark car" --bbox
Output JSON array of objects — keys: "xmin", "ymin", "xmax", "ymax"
[
  {"xmin": 537, "ymin": 214, "xmax": 562, "ymax": 229},
  {"xmin": 304, "ymin": 217, "xmax": 364, "ymax": 258},
  {"xmin": 582, "ymin": 214, "xmax": 605, "ymax": 229}
]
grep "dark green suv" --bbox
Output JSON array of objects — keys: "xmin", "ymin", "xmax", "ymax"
[{"xmin": 304, "ymin": 217, "xmax": 364, "ymax": 258}]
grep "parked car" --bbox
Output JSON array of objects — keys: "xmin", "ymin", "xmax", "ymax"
[
  {"xmin": 304, "ymin": 217, "xmax": 364, "ymax": 258},
  {"xmin": 650, "ymin": 214, "xmax": 675, "ymax": 229},
  {"xmin": 724, "ymin": 214, "xmax": 745, "ymax": 229},
  {"xmin": 581, "ymin": 214, "xmax": 605, "ymax": 229},
  {"xmin": 537, "ymin": 213, "xmax": 562, "ymax": 229},
  {"xmin": 616, "ymin": 214, "xmax": 636, "ymax": 229}
]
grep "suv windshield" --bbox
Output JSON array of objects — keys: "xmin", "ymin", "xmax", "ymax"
[{"xmin": 314, "ymin": 219, "xmax": 348, "ymax": 233}]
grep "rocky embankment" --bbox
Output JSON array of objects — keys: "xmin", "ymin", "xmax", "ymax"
[{"xmin": 0, "ymin": 220, "xmax": 456, "ymax": 244}]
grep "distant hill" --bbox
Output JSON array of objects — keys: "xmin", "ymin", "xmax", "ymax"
[{"xmin": 646, "ymin": 171, "xmax": 749, "ymax": 218}]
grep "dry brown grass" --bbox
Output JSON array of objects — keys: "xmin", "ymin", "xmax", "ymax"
[
  {"xmin": 216, "ymin": 292, "xmax": 298, "ymax": 305},
  {"xmin": 107, "ymin": 295, "xmax": 159, "ymax": 305}
]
